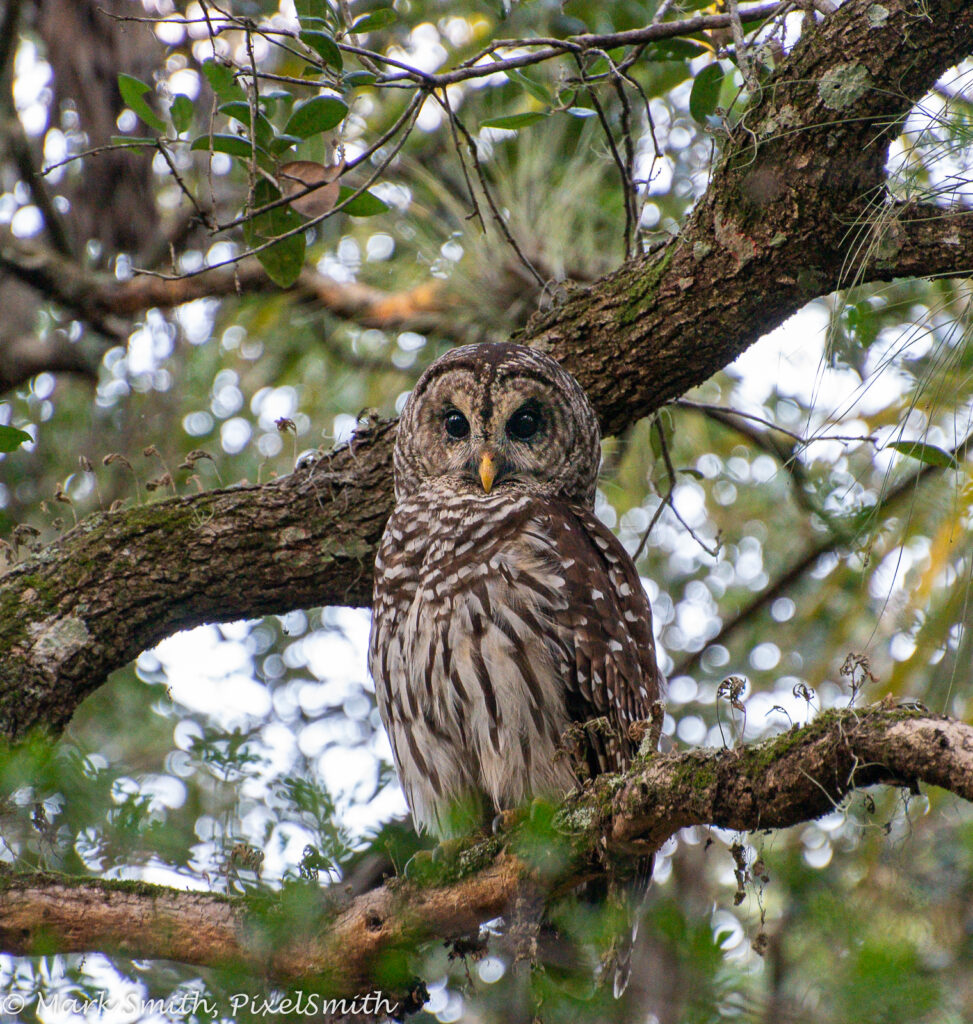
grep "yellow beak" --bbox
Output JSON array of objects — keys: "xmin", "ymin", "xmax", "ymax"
[{"xmin": 478, "ymin": 451, "xmax": 497, "ymax": 493}]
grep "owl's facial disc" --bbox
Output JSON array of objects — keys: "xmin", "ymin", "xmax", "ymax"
[
  {"xmin": 442, "ymin": 388, "xmax": 558, "ymax": 494},
  {"xmin": 395, "ymin": 343, "xmax": 601, "ymax": 506}
]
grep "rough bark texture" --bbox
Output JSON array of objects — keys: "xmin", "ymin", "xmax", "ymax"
[
  {"xmin": 0, "ymin": 706, "xmax": 969, "ymax": 1014},
  {"xmin": 0, "ymin": 419, "xmax": 395, "ymax": 737},
  {"xmin": 2, "ymin": 0, "xmax": 973, "ymax": 738}
]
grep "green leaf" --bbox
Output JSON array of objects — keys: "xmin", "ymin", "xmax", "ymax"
[
  {"xmin": 255, "ymin": 232, "xmax": 305, "ymax": 287},
  {"xmin": 844, "ymin": 301, "xmax": 879, "ymax": 348},
  {"xmin": 886, "ymin": 441, "xmax": 958, "ymax": 470},
  {"xmin": 284, "ymin": 96, "xmax": 348, "ymax": 138},
  {"xmin": 269, "ymin": 133, "xmax": 302, "ymax": 155},
  {"xmin": 351, "ymin": 8, "xmax": 396, "ymax": 32},
  {"xmin": 217, "ymin": 101, "xmax": 276, "ymax": 147},
  {"xmin": 296, "ymin": 0, "xmax": 330, "ymax": 21},
  {"xmin": 337, "ymin": 186, "xmax": 388, "ymax": 216},
  {"xmin": 301, "ymin": 31, "xmax": 343, "ymax": 71},
  {"xmin": 566, "ymin": 106, "xmax": 597, "ymax": 118},
  {"xmin": 343, "ymin": 71, "xmax": 377, "ymax": 88},
  {"xmin": 650, "ymin": 39, "xmax": 709, "ymax": 61},
  {"xmin": 117, "ymin": 73, "xmax": 166, "ymax": 133},
  {"xmin": 0, "ymin": 425, "xmax": 31, "ymax": 453},
  {"xmin": 689, "ymin": 62, "xmax": 725, "ymax": 124},
  {"xmin": 504, "ymin": 67, "xmax": 554, "ymax": 106},
  {"xmin": 201, "ymin": 59, "xmax": 246, "ymax": 102},
  {"xmin": 169, "ymin": 94, "xmax": 194, "ymax": 133},
  {"xmin": 217, "ymin": 100, "xmax": 256, "ymax": 121},
  {"xmin": 191, "ymin": 133, "xmax": 266, "ymax": 159},
  {"xmin": 244, "ymin": 181, "xmax": 306, "ymax": 288},
  {"xmin": 481, "ymin": 111, "xmax": 548, "ymax": 130}
]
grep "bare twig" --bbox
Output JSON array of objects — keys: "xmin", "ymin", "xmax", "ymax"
[
  {"xmin": 432, "ymin": 92, "xmax": 547, "ymax": 291},
  {"xmin": 155, "ymin": 141, "xmax": 218, "ymax": 231},
  {"xmin": 674, "ymin": 429, "xmax": 973, "ymax": 677},
  {"xmin": 213, "ymin": 92, "xmax": 424, "ymax": 233},
  {"xmin": 727, "ymin": 0, "xmax": 762, "ymax": 96}
]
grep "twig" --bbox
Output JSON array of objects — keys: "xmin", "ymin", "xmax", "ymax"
[
  {"xmin": 633, "ymin": 417, "xmax": 721, "ymax": 562},
  {"xmin": 673, "ymin": 429, "xmax": 973, "ymax": 677},
  {"xmin": 727, "ymin": 0, "xmax": 761, "ymax": 96},
  {"xmin": 439, "ymin": 87, "xmax": 486, "ymax": 232},
  {"xmin": 674, "ymin": 399, "xmax": 879, "ymax": 449},
  {"xmin": 244, "ymin": 20, "xmax": 260, "ymax": 217},
  {"xmin": 377, "ymin": 5, "xmax": 788, "ymax": 88},
  {"xmin": 155, "ymin": 141, "xmax": 217, "ymax": 231},
  {"xmin": 133, "ymin": 98, "xmax": 423, "ymax": 281},
  {"xmin": 214, "ymin": 92, "xmax": 424, "ymax": 232},
  {"xmin": 572, "ymin": 52, "xmax": 635, "ymax": 259},
  {"xmin": 432, "ymin": 93, "xmax": 547, "ymax": 291},
  {"xmin": 652, "ymin": 0, "xmax": 678, "ymax": 24}
]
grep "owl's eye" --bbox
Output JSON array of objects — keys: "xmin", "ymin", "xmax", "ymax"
[
  {"xmin": 507, "ymin": 406, "xmax": 541, "ymax": 441},
  {"xmin": 443, "ymin": 410, "xmax": 470, "ymax": 439}
]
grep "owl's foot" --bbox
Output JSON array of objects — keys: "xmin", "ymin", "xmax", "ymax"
[
  {"xmin": 402, "ymin": 848, "xmax": 434, "ymax": 880},
  {"xmin": 491, "ymin": 808, "xmax": 521, "ymax": 834}
]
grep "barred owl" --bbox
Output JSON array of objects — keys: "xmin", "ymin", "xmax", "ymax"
[{"xmin": 368, "ymin": 343, "xmax": 662, "ymax": 837}]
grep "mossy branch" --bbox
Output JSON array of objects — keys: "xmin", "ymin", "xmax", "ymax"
[{"xmin": 0, "ymin": 706, "xmax": 969, "ymax": 1017}]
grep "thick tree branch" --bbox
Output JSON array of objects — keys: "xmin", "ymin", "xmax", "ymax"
[
  {"xmin": 3, "ymin": 0, "xmax": 973, "ymax": 735},
  {"xmin": 526, "ymin": 3, "xmax": 973, "ymax": 435},
  {"xmin": 0, "ymin": 419, "xmax": 395, "ymax": 738},
  {"xmin": 0, "ymin": 332, "xmax": 98, "ymax": 393},
  {"xmin": 0, "ymin": 707, "xmax": 968, "ymax": 1012},
  {"xmin": 0, "ymin": 238, "xmax": 451, "ymax": 337}
]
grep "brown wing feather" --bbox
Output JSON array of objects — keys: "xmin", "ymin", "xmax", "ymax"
[{"xmin": 533, "ymin": 501, "xmax": 662, "ymax": 776}]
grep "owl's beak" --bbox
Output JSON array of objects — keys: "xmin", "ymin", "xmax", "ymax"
[{"xmin": 478, "ymin": 450, "xmax": 498, "ymax": 493}]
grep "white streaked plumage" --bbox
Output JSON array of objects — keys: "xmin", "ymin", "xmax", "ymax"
[{"xmin": 369, "ymin": 343, "xmax": 663, "ymax": 836}]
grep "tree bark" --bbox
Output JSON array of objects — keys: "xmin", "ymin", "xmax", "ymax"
[
  {"xmin": 2, "ymin": 0, "xmax": 973, "ymax": 735},
  {"xmin": 0, "ymin": 706, "xmax": 968, "ymax": 1015}
]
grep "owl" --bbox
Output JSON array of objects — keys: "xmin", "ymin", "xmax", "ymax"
[{"xmin": 368, "ymin": 342, "xmax": 663, "ymax": 837}]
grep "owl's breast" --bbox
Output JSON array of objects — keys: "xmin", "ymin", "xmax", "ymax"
[{"xmin": 369, "ymin": 488, "xmax": 580, "ymax": 833}]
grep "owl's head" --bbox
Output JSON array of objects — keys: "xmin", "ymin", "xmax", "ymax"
[{"xmin": 394, "ymin": 343, "xmax": 601, "ymax": 507}]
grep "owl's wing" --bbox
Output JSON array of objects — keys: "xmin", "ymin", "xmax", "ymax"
[{"xmin": 536, "ymin": 502, "xmax": 663, "ymax": 776}]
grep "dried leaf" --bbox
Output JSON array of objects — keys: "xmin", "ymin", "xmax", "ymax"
[{"xmin": 278, "ymin": 160, "xmax": 343, "ymax": 218}]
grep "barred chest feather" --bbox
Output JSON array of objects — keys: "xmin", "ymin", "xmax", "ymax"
[{"xmin": 369, "ymin": 483, "xmax": 581, "ymax": 836}]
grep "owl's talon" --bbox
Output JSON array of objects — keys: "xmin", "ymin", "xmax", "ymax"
[
  {"xmin": 492, "ymin": 808, "xmax": 521, "ymax": 834},
  {"xmin": 403, "ymin": 849, "xmax": 433, "ymax": 879}
]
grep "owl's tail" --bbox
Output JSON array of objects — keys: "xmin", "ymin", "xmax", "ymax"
[{"xmin": 609, "ymin": 853, "xmax": 654, "ymax": 998}]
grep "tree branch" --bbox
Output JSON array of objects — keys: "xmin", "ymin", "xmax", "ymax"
[
  {"xmin": 3, "ymin": 0, "xmax": 973, "ymax": 735},
  {"xmin": 0, "ymin": 237, "xmax": 451, "ymax": 336},
  {"xmin": 0, "ymin": 419, "xmax": 396, "ymax": 739},
  {"xmin": 0, "ymin": 706, "xmax": 968, "ymax": 1014},
  {"xmin": 0, "ymin": 331, "xmax": 99, "ymax": 393}
]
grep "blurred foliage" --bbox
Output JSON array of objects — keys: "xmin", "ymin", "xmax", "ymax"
[{"xmin": 1, "ymin": 0, "xmax": 973, "ymax": 1021}]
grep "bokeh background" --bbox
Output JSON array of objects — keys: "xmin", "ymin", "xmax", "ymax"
[{"xmin": 2, "ymin": 1, "xmax": 973, "ymax": 1021}]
